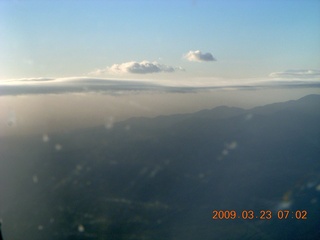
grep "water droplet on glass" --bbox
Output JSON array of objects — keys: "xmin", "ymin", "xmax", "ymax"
[
  {"xmin": 245, "ymin": 113, "xmax": 253, "ymax": 120},
  {"xmin": 104, "ymin": 116, "xmax": 114, "ymax": 129},
  {"xmin": 311, "ymin": 198, "xmax": 317, "ymax": 204},
  {"xmin": 33, "ymin": 175, "xmax": 39, "ymax": 183},
  {"xmin": 55, "ymin": 144, "xmax": 62, "ymax": 151},
  {"xmin": 222, "ymin": 149, "xmax": 228, "ymax": 156},
  {"xmin": 7, "ymin": 110, "xmax": 17, "ymax": 127},
  {"xmin": 76, "ymin": 164, "xmax": 83, "ymax": 171},
  {"xmin": 78, "ymin": 224, "xmax": 85, "ymax": 232},
  {"xmin": 42, "ymin": 134, "xmax": 50, "ymax": 143},
  {"xmin": 227, "ymin": 141, "xmax": 238, "ymax": 150}
]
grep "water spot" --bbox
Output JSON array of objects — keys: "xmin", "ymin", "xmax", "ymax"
[
  {"xmin": 7, "ymin": 110, "xmax": 17, "ymax": 127},
  {"xmin": 130, "ymin": 181, "xmax": 136, "ymax": 186},
  {"xmin": 139, "ymin": 167, "xmax": 148, "ymax": 175},
  {"xmin": 106, "ymin": 198, "xmax": 132, "ymax": 205},
  {"xmin": 55, "ymin": 144, "xmax": 62, "ymax": 151},
  {"xmin": 219, "ymin": 141, "xmax": 238, "ymax": 160},
  {"xmin": 129, "ymin": 100, "xmax": 149, "ymax": 111},
  {"xmin": 104, "ymin": 116, "xmax": 114, "ymax": 129},
  {"xmin": 276, "ymin": 200, "xmax": 292, "ymax": 210},
  {"xmin": 78, "ymin": 224, "xmax": 85, "ymax": 232},
  {"xmin": 227, "ymin": 141, "xmax": 238, "ymax": 150},
  {"xmin": 50, "ymin": 218, "xmax": 55, "ymax": 223},
  {"xmin": 149, "ymin": 165, "xmax": 162, "ymax": 178},
  {"xmin": 38, "ymin": 225, "xmax": 43, "ymax": 231},
  {"xmin": 217, "ymin": 156, "xmax": 223, "ymax": 161},
  {"xmin": 110, "ymin": 160, "xmax": 118, "ymax": 165},
  {"xmin": 316, "ymin": 184, "xmax": 320, "ymax": 191},
  {"xmin": 164, "ymin": 159, "xmax": 170, "ymax": 165},
  {"xmin": 307, "ymin": 182, "xmax": 316, "ymax": 188},
  {"xmin": 33, "ymin": 175, "xmax": 39, "ymax": 183},
  {"xmin": 311, "ymin": 198, "xmax": 317, "ymax": 204},
  {"xmin": 82, "ymin": 86, "xmax": 89, "ymax": 92},
  {"xmin": 125, "ymin": 124, "xmax": 131, "ymax": 130},
  {"xmin": 282, "ymin": 190, "xmax": 292, "ymax": 202},
  {"xmin": 76, "ymin": 164, "xmax": 83, "ymax": 171},
  {"xmin": 7, "ymin": 120, "xmax": 15, "ymax": 127},
  {"xmin": 198, "ymin": 173, "xmax": 205, "ymax": 179},
  {"xmin": 42, "ymin": 134, "xmax": 50, "ymax": 143},
  {"xmin": 245, "ymin": 113, "xmax": 253, "ymax": 120}
]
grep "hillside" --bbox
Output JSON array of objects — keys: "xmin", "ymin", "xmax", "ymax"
[{"xmin": 0, "ymin": 94, "xmax": 319, "ymax": 240}]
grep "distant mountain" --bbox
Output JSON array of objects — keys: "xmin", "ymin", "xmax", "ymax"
[{"xmin": 0, "ymin": 94, "xmax": 319, "ymax": 240}]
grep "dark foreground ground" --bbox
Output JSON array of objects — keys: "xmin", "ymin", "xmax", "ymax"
[{"xmin": 1, "ymin": 94, "xmax": 320, "ymax": 239}]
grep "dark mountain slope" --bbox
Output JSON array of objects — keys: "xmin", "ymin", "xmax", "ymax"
[{"xmin": 0, "ymin": 94, "xmax": 319, "ymax": 240}]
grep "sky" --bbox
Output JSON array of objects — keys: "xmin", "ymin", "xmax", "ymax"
[
  {"xmin": 0, "ymin": 0, "xmax": 319, "ymax": 81},
  {"xmin": 0, "ymin": 0, "xmax": 320, "ymax": 135}
]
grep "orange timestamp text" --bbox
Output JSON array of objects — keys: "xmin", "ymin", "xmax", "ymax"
[{"xmin": 212, "ymin": 210, "xmax": 307, "ymax": 220}]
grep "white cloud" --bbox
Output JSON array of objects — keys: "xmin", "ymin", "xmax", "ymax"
[
  {"xmin": 183, "ymin": 50, "xmax": 216, "ymax": 62},
  {"xmin": 1, "ymin": 74, "xmax": 319, "ymax": 96},
  {"xmin": 91, "ymin": 61, "xmax": 184, "ymax": 75},
  {"xmin": 269, "ymin": 69, "xmax": 320, "ymax": 79},
  {"xmin": 2, "ymin": 77, "xmax": 55, "ymax": 84}
]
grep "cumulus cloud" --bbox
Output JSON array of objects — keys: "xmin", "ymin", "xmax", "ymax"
[
  {"xmin": 184, "ymin": 50, "xmax": 216, "ymax": 62},
  {"xmin": 269, "ymin": 69, "xmax": 320, "ymax": 79},
  {"xmin": 91, "ymin": 61, "xmax": 184, "ymax": 75}
]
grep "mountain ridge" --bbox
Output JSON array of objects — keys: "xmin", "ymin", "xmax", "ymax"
[
  {"xmin": 0, "ymin": 94, "xmax": 319, "ymax": 239},
  {"xmin": 115, "ymin": 94, "xmax": 320, "ymax": 131}
]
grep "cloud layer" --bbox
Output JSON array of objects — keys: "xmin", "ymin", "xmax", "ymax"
[
  {"xmin": 184, "ymin": 50, "xmax": 216, "ymax": 62},
  {"xmin": 92, "ymin": 61, "xmax": 184, "ymax": 75},
  {"xmin": 269, "ymin": 69, "xmax": 320, "ymax": 79},
  {"xmin": 1, "ymin": 75, "xmax": 319, "ymax": 96}
]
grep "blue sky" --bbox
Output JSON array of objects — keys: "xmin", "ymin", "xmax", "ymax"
[{"xmin": 1, "ymin": 0, "xmax": 319, "ymax": 82}]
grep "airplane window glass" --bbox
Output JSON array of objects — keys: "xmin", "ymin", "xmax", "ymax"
[{"xmin": 0, "ymin": 1, "xmax": 320, "ymax": 239}]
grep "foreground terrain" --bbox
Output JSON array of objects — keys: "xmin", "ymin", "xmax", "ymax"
[{"xmin": 0, "ymin": 94, "xmax": 320, "ymax": 239}]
